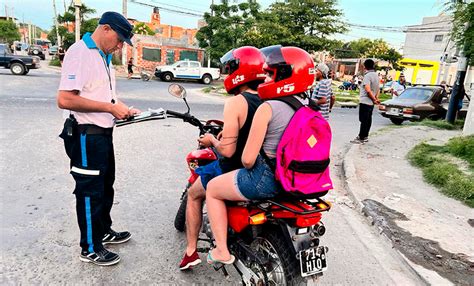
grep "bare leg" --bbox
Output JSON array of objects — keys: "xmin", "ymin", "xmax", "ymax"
[
  {"xmin": 206, "ymin": 170, "xmax": 247, "ymax": 261},
  {"xmin": 185, "ymin": 178, "xmax": 205, "ymax": 255}
]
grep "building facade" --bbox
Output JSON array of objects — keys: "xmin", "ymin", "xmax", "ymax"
[{"xmin": 126, "ymin": 8, "xmax": 204, "ymax": 71}]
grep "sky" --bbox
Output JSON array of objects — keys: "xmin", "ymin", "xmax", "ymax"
[{"xmin": 2, "ymin": 0, "xmax": 446, "ymax": 50}]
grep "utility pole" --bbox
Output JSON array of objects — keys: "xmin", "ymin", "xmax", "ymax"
[
  {"xmin": 446, "ymin": 0, "xmax": 472, "ymax": 124},
  {"xmin": 446, "ymin": 49, "xmax": 468, "ymax": 123},
  {"xmin": 207, "ymin": 0, "xmax": 214, "ymax": 68},
  {"xmin": 74, "ymin": 0, "xmax": 81, "ymax": 42},
  {"xmin": 53, "ymin": 0, "xmax": 61, "ymax": 46},
  {"xmin": 122, "ymin": 0, "xmax": 127, "ymax": 66},
  {"xmin": 63, "ymin": 0, "xmax": 67, "ymax": 13}
]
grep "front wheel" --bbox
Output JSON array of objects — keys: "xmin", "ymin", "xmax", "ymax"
[
  {"xmin": 162, "ymin": 72, "xmax": 173, "ymax": 82},
  {"xmin": 10, "ymin": 63, "xmax": 26, "ymax": 75},
  {"xmin": 174, "ymin": 187, "xmax": 189, "ymax": 232},
  {"xmin": 250, "ymin": 228, "xmax": 305, "ymax": 285}
]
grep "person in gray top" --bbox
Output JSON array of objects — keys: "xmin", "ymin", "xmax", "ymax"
[{"xmin": 351, "ymin": 59, "xmax": 380, "ymax": 144}]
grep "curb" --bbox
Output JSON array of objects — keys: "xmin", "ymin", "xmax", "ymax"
[{"xmin": 341, "ymin": 139, "xmax": 432, "ymax": 285}]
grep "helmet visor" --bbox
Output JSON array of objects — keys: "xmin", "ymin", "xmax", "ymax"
[
  {"xmin": 220, "ymin": 49, "xmax": 240, "ymax": 75},
  {"xmin": 260, "ymin": 45, "xmax": 285, "ymax": 67}
]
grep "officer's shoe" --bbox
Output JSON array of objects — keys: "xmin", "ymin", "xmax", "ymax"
[
  {"xmin": 80, "ymin": 248, "xmax": 121, "ymax": 266},
  {"xmin": 103, "ymin": 229, "xmax": 132, "ymax": 245}
]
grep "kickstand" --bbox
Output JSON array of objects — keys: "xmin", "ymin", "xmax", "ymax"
[{"xmin": 221, "ymin": 265, "xmax": 230, "ymax": 278}]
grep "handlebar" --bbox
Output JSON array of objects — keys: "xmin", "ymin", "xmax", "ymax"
[{"xmin": 166, "ymin": 109, "xmax": 204, "ymax": 131}]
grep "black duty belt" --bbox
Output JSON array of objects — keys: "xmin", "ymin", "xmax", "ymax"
[{"xmin": 78, "ymin": 124, "xmax": 113, "ymax": 136}]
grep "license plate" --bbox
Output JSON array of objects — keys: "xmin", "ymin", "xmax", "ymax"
[
  {"xmin": 299, "ymin": 246, "xmax": 327, "ymax": 277},
  {"xmin": 387, "ymin": 108, "xmax": 400, "ymax": 115}
]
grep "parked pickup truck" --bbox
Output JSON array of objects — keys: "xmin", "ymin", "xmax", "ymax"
[
  {"xmin": 154, "ymin": 60, "xmax": 220, "ymax": 84},
  {"xmin": 0, "ymin": 43, "xmax": 40, "ymax": 75}
]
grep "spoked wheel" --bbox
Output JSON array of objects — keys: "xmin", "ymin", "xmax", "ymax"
[{"xmin": 250, "ymin": 229, "xmax": 304, "ymax": 286}]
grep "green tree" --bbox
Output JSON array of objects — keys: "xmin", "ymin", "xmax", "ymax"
[
  {"xmin": 133, "ymin": 22, "xmax": 155, "ymax": 36},
  {"xmin": 260, "ymin": 0, "xmax": 346, "ymax": 52},
  {"xmin": 48, "ymin": 4, "xmax": 97, "ymax": 49},
  {"xmin": 445, "ymin": 1, "xmax": 474, "ymax": 65},
  {"xmin": 0, "ymin": 20, "xmax": 21, "ymax": 45},
  {"xmin": 196, "ymin": 1, "xmax": 261, "ymax": 63},
  {"xmin": 196, "ymin": 0, "xmax": 345, "ymax": 62}
]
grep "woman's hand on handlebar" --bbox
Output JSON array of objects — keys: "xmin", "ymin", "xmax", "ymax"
[{"xmin": 198, "ymin": 133, "xmax": 214, "ymax": 148}]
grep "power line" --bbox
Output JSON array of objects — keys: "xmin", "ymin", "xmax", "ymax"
[
  {"xmin": 148, "ymin": 0, "xmax": 206, "ymax": 14},
  {"xmin": 130, "ymin": 0, "xmax": 204, "ymax": 17}
]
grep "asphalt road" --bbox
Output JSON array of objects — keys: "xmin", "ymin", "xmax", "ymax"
[{"xmin": 0, "ymin": 66, "xmax": 423, "ymax": 285}]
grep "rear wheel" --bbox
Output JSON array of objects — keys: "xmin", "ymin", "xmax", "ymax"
[
  {"xmin": 201, "ymin": 74, "xmax": 212, "ymax": 85},
  {"xmin": 10, "ymin": 63, "xmax": 26, "ymax": 75},
  {"xmin": 390, "ymin": 118, "xmax": 404, "ymax": 125},
  {"xmin": 250, "ymin": 227, "xmax": 305, "ymax": 285}
]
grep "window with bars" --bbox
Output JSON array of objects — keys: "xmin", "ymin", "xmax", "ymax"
[{"xmin": 143, "ymin": 47, "xmax": 162, "ymax": 62}]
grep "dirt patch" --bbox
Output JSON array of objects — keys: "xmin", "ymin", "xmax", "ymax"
[{"xmin": 362, "ymin": 199, "xmax": 474, "ymax": 285}]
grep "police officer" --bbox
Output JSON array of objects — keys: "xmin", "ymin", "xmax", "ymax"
[{"xmin": 57, "ymin": 12, "xmax": 140, "ymax": 266}]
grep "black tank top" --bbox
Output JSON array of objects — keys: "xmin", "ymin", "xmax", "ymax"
[{"xmin": 220, "ymin": 91, "xmax": 262, "ymax": 172}]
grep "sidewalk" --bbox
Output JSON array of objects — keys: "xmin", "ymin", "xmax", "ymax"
[{"xmin": 342, "ymin": 125, "xmax": 474, "ymax": 285}]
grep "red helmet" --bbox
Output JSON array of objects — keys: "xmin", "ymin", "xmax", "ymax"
[
  {"xmin": 258, "ymin": 45, "xmax": 315, "ymax": 100},
  {"xmin": 221, "ymin": 46, "xmax": 266, "ymax": 94}
]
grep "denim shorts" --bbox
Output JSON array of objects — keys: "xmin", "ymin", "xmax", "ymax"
[
  {"xmin": 234, "ymin": 155, "xmax": 281, "ymax": 200},
  {"xmin": 195, "ymin": 160, "xmax": 223, "ymax": 190}
]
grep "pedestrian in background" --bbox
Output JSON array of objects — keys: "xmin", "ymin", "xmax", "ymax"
[
  {"xmin": 127, "ymin": 57, "xmax": 134, "ymax": 79},
  {"xmin": 312, "ymin": 63, "xmax": 334, "ymax": 120},
  {"xmin": 58, "ymin": 46, "xmax": 65, "ymax": 65},
  {"xmin": 57, "ymin": 11, "xmax": 139, "ymax": 266},
  {"xmin": 391, "ymin": 73, "xmax": 406, "ymax": 98},
  {"xmin": 351, "ymin": 59, "xmax": 380, "ymax": 144}
]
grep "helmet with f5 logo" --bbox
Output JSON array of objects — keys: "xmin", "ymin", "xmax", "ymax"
[
  {"xmin": 221, "ymin": 46, "xmax": 266, "ymax": 95},
  {"xmin": 258, "ymin": 45, "xmax": 315, "ymax": 100}
]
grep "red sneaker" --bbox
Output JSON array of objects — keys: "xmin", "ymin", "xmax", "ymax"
[{"xmin": 179, "ymin": 250, "xmax": 201, "ymax": 270}]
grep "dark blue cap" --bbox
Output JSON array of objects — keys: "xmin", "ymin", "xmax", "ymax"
[{"xmin": 99, "ymin": 11, "xmax": 134, "ymax": 46}]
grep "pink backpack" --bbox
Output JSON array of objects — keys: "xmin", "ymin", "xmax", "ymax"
[{"xmin": 272, "ymin": 97, "xmax": 333, "ymax": 195}]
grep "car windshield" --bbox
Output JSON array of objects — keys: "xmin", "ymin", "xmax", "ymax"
[{"xmin": 398, "ymin": 88, "xmax": 433, "ymax": 101}]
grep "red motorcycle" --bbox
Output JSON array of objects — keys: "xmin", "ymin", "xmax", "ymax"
[{"xmin": 118, "ymin": 84, "xmax": 332, "ymax": 285}]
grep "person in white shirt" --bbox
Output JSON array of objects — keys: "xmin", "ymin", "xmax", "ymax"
[{"xmin": 391, "ymin": 74, "xmax": 406, "ymax": 98}]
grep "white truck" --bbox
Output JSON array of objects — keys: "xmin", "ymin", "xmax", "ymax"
[{"xmin": 154, "ymin": 60, "xmax": 220, "ymax": 84}]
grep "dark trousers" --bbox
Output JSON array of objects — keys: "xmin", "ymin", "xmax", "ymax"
[
  {"xmin": 63, "ymin": 128, "xmax": 115, "ymax": 253},
  {"xmin": 358, "ymin": 103, "xmax": 374, "ymax": 139}
]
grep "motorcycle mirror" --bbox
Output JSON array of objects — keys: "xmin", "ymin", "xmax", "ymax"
[{"xmin": 168, "ymin": 84, "xmax": 187, "ymax": 99}]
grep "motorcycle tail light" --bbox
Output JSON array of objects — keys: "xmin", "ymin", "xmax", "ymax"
[{"xmin": 249, "ymin": 213, "xmax": 267, "ymax": 225}]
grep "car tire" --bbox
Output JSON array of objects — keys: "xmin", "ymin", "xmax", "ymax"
[
  {"xmin": 201, "ymin": 74, "xmax": 212, "ymax": 85},
  {"xmin": 162, "ymin": 72, "xmax": 173, "ymax": 82},
  {"xmin": 10, "ymin": 63, "xmax": 26, "ymax": 75},
  {"xmin": 22, "ymin": 68, "xmax": 29, "ymax": 75},
  {"xmin": 390, "ymin": 118, "xmax": 404, "ymax": 125}
]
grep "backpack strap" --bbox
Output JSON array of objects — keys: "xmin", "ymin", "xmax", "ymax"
[
  {"xmin": 272, "ymin": 96, "xmax": 304, "ymax": 111},
  {"xmin": 272, "ymin": 95, "xmax": 321, "ymax": 112}
]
